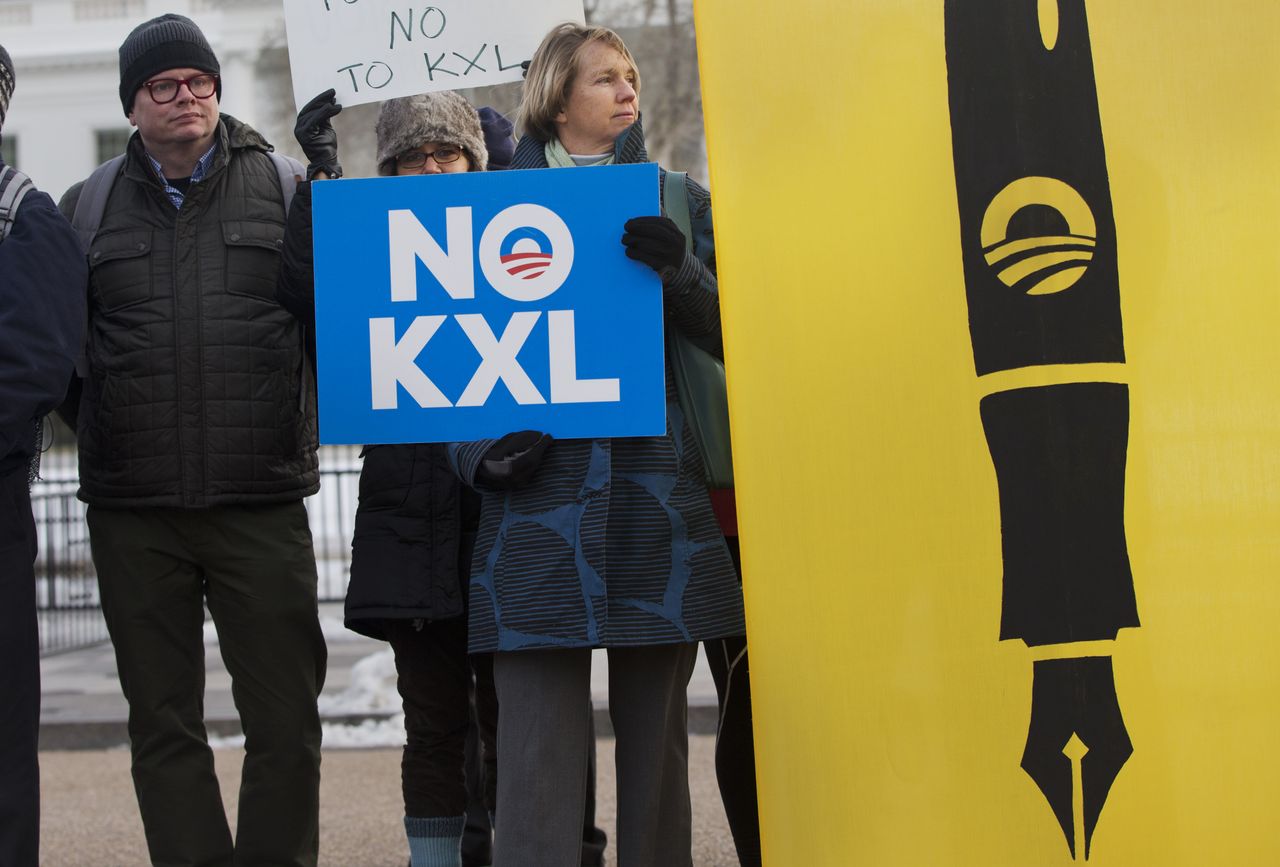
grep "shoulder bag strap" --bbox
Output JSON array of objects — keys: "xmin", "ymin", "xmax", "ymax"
[{"xmin": 661, "ymin": 170, "xmax": 735, "ymax": 488}]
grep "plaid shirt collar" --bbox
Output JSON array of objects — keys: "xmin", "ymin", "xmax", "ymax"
[{"xmin": 145, "ymin": 140, "xmax": 219, "ymax": 209}]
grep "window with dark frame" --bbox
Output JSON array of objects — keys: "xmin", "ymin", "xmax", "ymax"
[{"xmin": 95, "ymin": 129, "xmax": 132, "ymax": 163}]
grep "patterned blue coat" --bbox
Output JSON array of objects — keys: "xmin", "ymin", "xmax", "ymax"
[{"xmin": 451, "ymin": 120, "xmax": 745, "ymax": 653}]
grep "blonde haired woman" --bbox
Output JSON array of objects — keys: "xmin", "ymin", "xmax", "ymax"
[{"xmin": 449, "ymin": 23, "xmax": 747, "ymax": 867}]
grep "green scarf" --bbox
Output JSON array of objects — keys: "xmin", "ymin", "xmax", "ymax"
[{"xmin": 544, "ymin": 137, "xmax": 614, "ymax": 168}]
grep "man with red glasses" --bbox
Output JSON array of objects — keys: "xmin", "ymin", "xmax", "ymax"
[{"xmin": 57, "ymin": 14, "xmax": 325, "ymax": 867}]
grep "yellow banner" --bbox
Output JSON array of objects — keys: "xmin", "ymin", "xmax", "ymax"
[{"xmin": 693, "ymin": 1, "xmax": 1280, "ymax": 863}]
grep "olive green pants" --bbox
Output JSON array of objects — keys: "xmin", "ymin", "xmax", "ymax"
[{"xmin": 88, "ymin": 501, "xmax": 327, "ymax": 867}]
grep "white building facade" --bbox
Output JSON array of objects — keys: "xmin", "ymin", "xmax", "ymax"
[
  {"xmin": 2, "ymin": 0, "xmax": 291, "ymax": 200},
  {"xmin": 1, "ymin": 0, "xmax": 708, "ymax": 201}
]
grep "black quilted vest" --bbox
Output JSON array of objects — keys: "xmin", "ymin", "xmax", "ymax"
[{"xmin": 70, "ymin": 117, "xmax": 318, "ymax": 507}]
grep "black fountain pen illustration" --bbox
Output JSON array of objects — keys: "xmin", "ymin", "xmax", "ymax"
[{"xmin": 945, "ymin": 1, "xmax": 1140, "ymax": 858}]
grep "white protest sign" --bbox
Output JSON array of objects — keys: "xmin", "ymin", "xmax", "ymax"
[{"xmin": 282, "ymin": 0, "xmax": 586, "ymax": 109}]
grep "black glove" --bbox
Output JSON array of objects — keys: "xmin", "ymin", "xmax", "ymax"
[
  {"xmin": 477, "ymin": 431, "xmax": 553, "ymax": 489},
  {"xmin": 294, "ymin": 89, "xmax": 343, "ymax": 180},
  {"xmin": 622, "ymin": 216, "xmax": 687, "ymax": 283}
]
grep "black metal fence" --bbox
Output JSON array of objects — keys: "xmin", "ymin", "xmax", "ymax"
[
  {"xmin": 32, "ymin": 481, "xmax": 104, "ymax": 657},
  {"xmin": 33, "ymin": 448, "xmax": 363, "ymax": 657}
]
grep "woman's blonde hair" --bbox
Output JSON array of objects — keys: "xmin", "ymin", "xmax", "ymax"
[{"xmin": 517, "ymin": 23, "xmax": 641, "ymax": 143}]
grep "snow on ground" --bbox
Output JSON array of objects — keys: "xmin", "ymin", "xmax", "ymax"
[
  {"xmin": 319, "ymin": 648, "xmax": 401, "ymax": 716},
  {"xmin": 205, "ymin": 731, "xmax": 245, "ymax": 749},
  {"xmin": 208, "ymin": 646, "xmax": 407, "ymax": 750},
  {"xmin": 319, "ymin": 615, "xmax": 362, "ymax": 643},
  {"xmin": 208, "ymin": 714, "xmax": 408, "ymax": 750},
  {"xmin": 319, "ymin": 715, "xmax": 407, "ymax": 748}
]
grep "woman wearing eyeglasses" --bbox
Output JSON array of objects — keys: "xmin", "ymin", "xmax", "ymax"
[
  {"xmin": 448, "ymin": 23, "xmax": 749, "ymax": 867},
  {"xmin": 277, "ymin": 90, "xmax": 505, "ymax": 867}
]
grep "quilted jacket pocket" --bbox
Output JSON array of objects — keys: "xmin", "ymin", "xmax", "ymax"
[
  {"xmin": 89, "ymin": 229, "xmax": 153, "ymax": 313},
  {"xmin": 223, "ymin": 219, "xmax": 285, "ymax": 302}
]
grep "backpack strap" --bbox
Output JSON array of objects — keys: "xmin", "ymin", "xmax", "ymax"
[
  {"xmin": 70, "ymin": 154, "xmax": 126, "ymax": 253},
  {"xmin": 268, "ymin": 151, "xmax": 308, "ymax": 411},
  {"xmin": 660, "ymin": 169, "xmax": 735, "ymax": 489},
  {"xmin": 66, "ymin": 156, "xmax": 125, "ymax": 380},
  {"xmin": 661, "ymin": 169, "xmax": 694, "ymax": 255},
  {"xmin": 0, "ymin": 165, "xmax": 34, "ymax": 241},
  {"xmin": 268, "ymin": 151, "xmax": 305, "ymax": 215}
]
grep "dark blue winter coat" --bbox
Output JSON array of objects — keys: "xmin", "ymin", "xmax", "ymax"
[
  {"xmin": 450, "ymin": 120, "xmax": 745, "ymax": 653},
  {"xmin": 0, "ymin": 159, "xmax": 86, "ymax": 477}
]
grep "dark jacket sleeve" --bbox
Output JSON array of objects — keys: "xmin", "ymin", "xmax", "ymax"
[
  {"xmin": 276, "ymin": 179, "xmax": 318, "ymax": 362},
  {"xmin": 53, "ymin": 182, "xmax": 87, "ymax": 431},
  {"xmin": 0, "ymin": 188, "xmax": 88, "ymax": 464},
  {"xmin": 663, "ymin": 176, "xmax": 724, "ymax": 360}
]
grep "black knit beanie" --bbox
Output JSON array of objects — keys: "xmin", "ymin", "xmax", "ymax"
[
  {"xmin": 0, "ymin": 45, "xmax": 14, "ymax": 134},
  {"xmin": 118, "ymin": 14, "xmax": 220, "ymax": 115}
]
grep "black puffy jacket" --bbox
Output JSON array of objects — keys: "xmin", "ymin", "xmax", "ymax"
[
  {"xmin": 59, "ymin": 117, "xmax": 318, "ymax": 508},
  {"xmin": 345, "ymin": 443, "xmax": 480, "ymax": 639}
]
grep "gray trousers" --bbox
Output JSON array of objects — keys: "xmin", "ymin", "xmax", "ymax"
[
  {"xmin": 492, "ymin": 643, "xmax": 697, "ymax": 867},
  {"xmin": 88, "ymin": 501, "xmax": 327, "ymax": 867}
]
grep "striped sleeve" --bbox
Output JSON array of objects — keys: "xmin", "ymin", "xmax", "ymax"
[
  {"xmin": 663, "ymin": 253, "xmax": 723, "ymax": 360},
  {"xmin": 448, "ymin": 439, "xmax": 499, "ymax": 490}
]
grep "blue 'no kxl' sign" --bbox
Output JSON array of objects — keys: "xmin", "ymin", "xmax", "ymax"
[{"xmin": 312, "ymin": 163, "xmax": 665, "ymax": 445}]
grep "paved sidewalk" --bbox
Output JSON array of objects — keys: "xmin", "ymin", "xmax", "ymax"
[
  {"xmin": 37, "ymin": 603, "xmax": 739, "ymax": 866},
  {"xmin": 39, "ymin": 736, "xmax": 738, "ymax": 867}
]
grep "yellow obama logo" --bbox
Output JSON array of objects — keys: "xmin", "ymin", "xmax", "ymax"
[{"xmin": 981, "ymin": 176, "xmax": 1097, "ymax": 296}]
